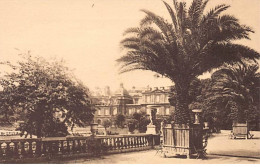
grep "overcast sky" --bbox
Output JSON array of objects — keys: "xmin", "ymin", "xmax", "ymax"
[{"xmin": 0, "ymin": 0, "xmax": 259, "ymax": 91}]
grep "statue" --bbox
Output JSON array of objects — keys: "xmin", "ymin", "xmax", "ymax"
[
  {"xmin": 149, "ymin": 108, "xmax": 157, "ymax": 125},
  {"xmin": 160, "ymin": 120, "xmax": 165, "ymax": 134}
]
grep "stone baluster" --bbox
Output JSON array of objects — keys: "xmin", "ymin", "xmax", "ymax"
[
  {"xmin": 72, "ymin": 140, "xmax": 76, "ymax": 153},
  {"xmin": 6, "ymin": 142, "xmax": 10, "ymax": 157},
  {"xmin": 108, "ymin": 138, "xmax": 113, "ymax": 150},
  {"xmin": 114, "ymin": 137, "xmax": 117, "ymax": 150},
  {"xmin": 129, "ymin": 137, "xmax": 132, "ymax": 148},
  {"xmin": 125, "ymin": 137, "xmax": 128, "ymax": 149},
  {"xmin": 78, "ymin": 140, "xmax": 82, "ymax": 153},
  {"xmin": 35, "ymin": 141, "xmax": 42, "ymax": 156},
  {"xmin": 0, "ymin": 143, "xmax": 3, "ymax": 158},
  {"xmin": 111, "ymin": 138, "xmax": 114, "ymax": 150},
  {"xmin": 20, "ymin": 141, "xmax": 25, "ymax": 157},
  {"xmin": 121, "ymin": 137, "xmax": 124, "ymax": 150},
  {"xmin": 55, "ymin": 141, "xmax": 59, "ymax": 154},
  {"xmin": 66, "ymin": 140, "xmax": 70, "ymax": 154},
  {"xmin": 126, "ymin": 137, "xmax": 129, "ymax": 149},
  {"xmin": 48, "ymin": 141, "xmax": 52, "ymax": 154},
  {"xmin": 41, "ymin": 141, "xmax": 46, "ymax": 156},
  {"xmin": 134, "ymin": 137, "xmax": 137, "ymax": 148},
  {"xmin": 144, "ymin": 136, "xmax": 148, "ymax": 146},
  {"xmin": 118, "ymin": 138, "xmax": 121, "ymax": 150},
  {"xmin": 28, "ymin": 141, "xmax": 33, "ymax": 156},
  {"xmin": 140, "ymin": 137, "xmax": 143, "ymax": 147},
  {"xmin": 115, "ymin": 137, "xmax": 118, "ymax": 150},
  {"xmin": 60, "ymin": 141, "xmax": 64, "ymax": 154},
  {"xmin": 142, "ymin": 137, "xmax": 145, "ymax": 147},
  {"xmin": 13, "ymin": 142, "xmax": 19, "ymax": 157},
  {"xmin": 145, "ymin": 136, "xmax": 148, "ymax": 146},
  {"xmin": 123, "ymin": 137, "xmax": 127, "ymax": 149},
  {"xmin": 122, "ymin": 137, "xmax": 125, "ymax": 150},
  {"xmin": 82, "ymin": 140, "xmax": 86, "ymax": 153},
  {"xmin": 119, "ymin": 137, "xmax": 122, "ymax": 150},
  {"xmin": 8, "ymin": 142, "xmax": 14, "ymax": 157}
]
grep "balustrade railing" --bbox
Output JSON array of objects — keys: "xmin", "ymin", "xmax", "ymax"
[{"xmin": 0, "ymin": 134, "xmax": 159, "ymax": 162}]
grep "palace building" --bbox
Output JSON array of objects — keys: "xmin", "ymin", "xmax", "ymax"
[{"xmin": 92, "ymin": 83, "xmax": 174, "ymax": 125}]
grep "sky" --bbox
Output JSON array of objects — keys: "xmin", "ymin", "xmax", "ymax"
[{"xmin": 0, "ymin": 0, "xmax": 259, "ymax": 92}]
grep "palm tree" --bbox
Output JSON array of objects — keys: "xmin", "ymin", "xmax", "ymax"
[
  {"xmin": 205, "ymin": 63, "xmax": 260, "ymax": 125},
  {"xmin": 117, "ymin": 0, "xmax": 260, "ymax": 124}
]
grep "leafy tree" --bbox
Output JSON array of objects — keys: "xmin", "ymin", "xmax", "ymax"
[
  {"xmin": 0, "ymin": 53, "xmax": 96, "ymax": 137},
  {"xmin": 203, "ymin": 63, "xmax": 260, "ymax": 129},
  {"xmin": 115, "ymin": 114, "xmax": 126, "ymax": 128},
  {"xmin": 102, "ymin": 119, "xmax": 112, "ymax": 130},
  {"xmin": 117, "ymin": 0, "xmax": 259, "ymax": 124},
  {"xmin": 127, "ymin": 119, "xmax": 137, "ymax": 133},
  {"xmin": 0, "ymin": 91, "xmax": 21, "ymax": 125},
  {"xmin": 132, "ymin": 112, "xmax": 150, "ymax": 133}
]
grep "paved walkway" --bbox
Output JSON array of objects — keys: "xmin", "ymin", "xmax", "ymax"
[
  {"xmin": 48, "ymin": 130, "xmax": 260, "ymax": 164},
  {"xmin": 207, "ymin": 130, "xmax": 260, "ymax": 158},
  {"xmin": 48, "ymin": 150, "xmax": 260, "ymax": 164}
]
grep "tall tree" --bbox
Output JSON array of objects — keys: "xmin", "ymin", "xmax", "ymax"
[
  {"xmin": 0, "ymin": 53, "xmax": 96, "ymax": 137},
  {"xmin": 117, "ymin": 0, "xmax": 259, "ymax": 124},
  {"xmin": 203, "ymin": 63, "xmax": 260, "ymax": 128},
  {"xmin": 132, "ymin": 111, "xmax": 150, "ymax": 133},
  {"xmin": 115, "ymin": 114, "xmax": 126, "ymax": 128}
]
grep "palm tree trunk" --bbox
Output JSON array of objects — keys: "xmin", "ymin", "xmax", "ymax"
[{"xmin": 174, "ymin": 81, "xmax": 192, "ymax": 125}]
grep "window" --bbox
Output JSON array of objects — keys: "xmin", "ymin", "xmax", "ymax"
[
  {"xmin": 146, "ymin": 96, "xmax": 151, "ymax": 103},
  {"xmin": 166, "ymin": 108, "xmax": 170, "ymax": 115},
  {"xmin": 98, "ymin": 110, "xmax": 101, "ymax": 115},
  {"xmin": 156, "ymin": 95, "xmax": 160, "ymax": 103},
  {"xmin": 113, "ymin": 108, "xmax": 117, "ymax": 115},
  {"xmin": 129, "ymin": 108, "xmax": 134, "ymax": 115},
  {"xmin": 156, "ymin": 108, "xmax": 160, "ymax": 115},
  {"xmin": 105, "ymin": 109, "xmax": 110, "ymax": 115},
  {"xmin": 165, "ymin": 95, "xmax": 169, "ymax": 102},
  {"xmin": 161, "ymin": 94, "xmax": 165, "ymax": 102}
]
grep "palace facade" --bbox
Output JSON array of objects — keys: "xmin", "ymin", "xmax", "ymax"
[{"xmin": 92, "ymin": 83, "xmax": 174, "ymax": 125}]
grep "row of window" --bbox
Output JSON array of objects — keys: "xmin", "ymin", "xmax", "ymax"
[
  {"xmin": 96, "ymin": 107, "xmax": 171, "ymax": 116},
  {"xmin": 144, "ymin": 94, "xmax": 168, "ymax": 103},
  {"xmin": 97, "ymin": 93, "xmax": 168, "ymax": 106},
  {"xmin": 97, "ymin": 108, "xmax": 117, "ymax": 116}
]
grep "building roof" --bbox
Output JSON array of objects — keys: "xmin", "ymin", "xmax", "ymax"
[{"xmin": 114, "ymin": 83, "xmax": 130, "ymax": 96}]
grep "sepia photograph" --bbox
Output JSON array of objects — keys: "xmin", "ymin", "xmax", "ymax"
[{"xmin": 0, "ymin": 0, "xmax": 259, "ymax": 164}]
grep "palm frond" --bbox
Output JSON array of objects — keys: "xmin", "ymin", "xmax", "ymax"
[
  {"xmin": 140, "ymin": 9, "xmax": 179, "ymax": 44},
  {"xmin": 177, "ymin": 2, "xmax": 188, "ymax": 31},
  {"xmin": 123, "ymin": 27, "xmax": 140, "ymax": 36},
  {"xmin": 192, "ymin": 43, "xmax": 260, "ymax": 77},
  {"xmin": 201, "ymin": 4, "xmax": 230, "ymax": 24},
  {"xmin": 188, "ymin": 0, "xmax": 203, "ymax": 27},
  {"xmin": 163, "ymin": 1, "xmax": 180, "ymax": 32}
]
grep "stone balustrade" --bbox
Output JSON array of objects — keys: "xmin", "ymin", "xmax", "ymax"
[{"xmin": 0, "ymin": 134, "xmax": 160, "ymax": 163}]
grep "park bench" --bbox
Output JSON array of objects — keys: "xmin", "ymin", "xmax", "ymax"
[{"xmin": 229, "ymin": 123, "xmax": 254, "ymax": 139}]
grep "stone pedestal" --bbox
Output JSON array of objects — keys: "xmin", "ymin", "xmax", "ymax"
[{"xmin": 146, "ymin": 124, "xmax": 156, "ymax": 134}]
